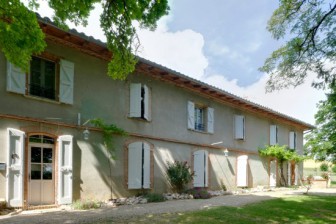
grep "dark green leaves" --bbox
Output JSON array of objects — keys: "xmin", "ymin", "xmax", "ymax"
[{"xmin": 261, "ymin": 0, "xmax": 336, "ymax": 91}]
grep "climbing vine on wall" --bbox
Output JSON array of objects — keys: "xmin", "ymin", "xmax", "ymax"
[
  {"xmin": 259, "ymin": 145, "xmax": 306, "ymax": 186},
  {"xmin": 90, "ymin": 118, "xmax": 127, "ymax": 159}
]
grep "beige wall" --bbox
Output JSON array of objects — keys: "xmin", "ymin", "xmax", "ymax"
[{"xmin": 0, "ymin": 41, "xmax": 306, "ymax": 201}]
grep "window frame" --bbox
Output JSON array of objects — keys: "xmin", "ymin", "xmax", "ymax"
[
  {"xmin": 188, "ymin": 101, "xmax": 214, "ymax": 134},
  {"xmin": 129, "ymin": 83, "xmax": 151, "ymax": 121}
]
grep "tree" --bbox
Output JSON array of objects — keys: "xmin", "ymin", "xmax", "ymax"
[
  {"xmin": 260, "ymin": 0, "xmax": 336, "ymax": 92},
  {"xmin": 0, "ymin": 0, "xmax": 169, "ymax": 79},
  {"xmin": 259, "ymin": 144, "xmax": 306, "ymax": 186},
  {"xmin": 305, "ymin": 86, "xmax": 336, "ymax": 163}
]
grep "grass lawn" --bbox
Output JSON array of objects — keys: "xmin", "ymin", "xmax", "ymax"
[{"xmin": 106, "ymin": 195, "xmax": 336, "ymax": 223}]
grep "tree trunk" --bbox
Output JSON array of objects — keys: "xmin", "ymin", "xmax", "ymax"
[{"xmin": 279, "ymin": 161, "xmax": 287, "ymax": 186}]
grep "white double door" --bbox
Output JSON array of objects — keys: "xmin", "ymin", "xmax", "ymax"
[{"xmin": 29, "ymin": 144, "xmax": 55, "ymax": 205}]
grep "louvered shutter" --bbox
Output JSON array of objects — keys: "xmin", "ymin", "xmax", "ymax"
[
  {"xmin": 269, "ymin": 160, "xmax": 277, "ymax": 187},
  {"xmin": 128, "ymin": 142, "xmax": 142, "ymax": 189},
  {"xmin": 58, "ymin": 135, "xmax": 73, "ymax": 204},
  {"xmin": 234, "ymin": 115, "xmax": 245, "ymax": 139},
  {"xmin": 289, "ymin": 132, "xmax": 296, "ymax": 149},
  {"xmin": 142, "ymin": 143, "xmax": 151, "ymax": 189},
  {"xmin": 59, "ymin": 60, "xmax": 74, "ymax": 104},
  {"xmin": 207, "ymin": 107, "xmax": 214, "ymax": 134},
  {"xmin": 6, "ymin": 61, "xmax": 26, "ymax": 94},
  {"xmin": 270, "ymin": 125, "xmax": 278, "ymax": 145},
  {"xmin": 143, "ymin": 85, "xmax": 151, "ymax": 121},
  {"xmin": 6, "ymin": 128, "xmax": 25, "ymax": 207},
  {"xmin": 193, "ymin": 150, "xmax": 206, "ymax": 187},
  {"xmin": 188, "ymin": 101, "xmax": 195, "ymax": 130},
  {"xmin": 130, "ymin": 83, "xmax": 142, "ymax": 118},
  {"xmin": 204, "ymin": 150, "xmax": 209, "ymax": 187},
  {"xmin": 237, "ymin": 155, "xmax": 248, "ymax": 187},
  {"xmin": 287, "ymin": 162, "xmax": 291, "ymax": 186}
]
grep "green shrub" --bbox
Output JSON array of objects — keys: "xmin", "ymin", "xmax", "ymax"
[
  {"xmin": 332, "ymin": 165, "xmax": 336, "ymax": 173},
  {"xmin": 321, "ymin": 172, "xmax": 329, "ymax": 180},
  {"xmin": 144, "ymin": 193, "xmax": 165, "ymax": 203},
  {"xmin": 166, "ymin": 161, "xmax": 194, "ymax": 193},
  {"xmin": 220, "ymin": 181, "xmax": 227, "ymax": 191},
  {"xmin": 320, "ymin": 163, "xmax": 329, "ymax": 172},
  {"xmin": 72, "ymin": 199, "xmax": 101, "ymax": 210},
  {"xmin": 186, "ymin": 188, "xmax": 211, "ymax": 199}
]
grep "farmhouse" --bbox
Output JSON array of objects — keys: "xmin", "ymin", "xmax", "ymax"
[{"xmin": 0, "ymin": 16, "xmax": 313, "ymax": 208}]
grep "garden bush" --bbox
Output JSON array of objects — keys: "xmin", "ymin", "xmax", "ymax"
[
  {"xmin": 186, "ymin": 188, "xmax": 212, "ymax": 199},
  {"xmin": 166, "ymin": 161, "xmax": 194, "ymax": 193},
  {"xmin": 332, "ymin": 165, "xmax": 336, "ymax": 173},
  {"xmin": 144, "ymin": 193, "xmax": 165, "ymax": 203},
  {"xmin": 72, "ymin": 199, "xmax": 101, "ymax": 210},
  {"xmin": 320, "ymin": 163, "xmax": 329, "ymax": 172}
]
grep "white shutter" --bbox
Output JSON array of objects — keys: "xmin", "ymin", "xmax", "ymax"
[
  {"xmin": 6, "ymin": 61, "xmax": 26, "ymax": 94},
  {"xmin": 59, "ymin": 60, "xmax": 74, "ymax": 104},
  {"xmin": 58, "ymin": 135, "xmax": 73, "ymax": 205},
  {"xmin": 142, "ymin": 143, "xmax": 151, "ymax": 189},
  {"xmin": 289, "ymin": 132, "xmax": 296, "ymax": 149},
  {"xmin": 234, "ymin": 115, "xmax": 245, "ymax": 139},
  {"xmin": 204, "ymin": 151, "xmax": 209, "ymax": 187},
  {"xmin": 130, "ymin": 83, "xmax": 142, "ymax": 118},
  {"xmin": 269, "ymin": 160, "xmax": 277, "ymax": 187},
  {"xmin": 193, "ymin": 150, "xmax": 206, "ymax": 187},
  {"xmin": 287, "ymin": 162, "xmax": 291, "ymax": 186},
  {"xmin": 6, "ymin": 128, "xmax": 25, "ymax": 207},
  {"xmin": 270, "ymin": 125, "xmax": 278, "ymax": 145},
  {"xmin": 207, "ymin": 107, "xmax": 214, "ymax": 134},
  {"xmin": 143, "ymin": 85, "xmax": 151, "ymax": 121},
  {"xmin": 188, "ymin": 101, "xmax": 195, "ymax": 130},
  {"xmin": 237, "ymin": 155, "xmax": 248, "ymax": 187},
  {"xmin": 294, "ymin": 164, "xmax": 299, "ymax": 185},
  {"xmin": 128, "ymin": 142, "xmax": 142, "ymax": 189}
]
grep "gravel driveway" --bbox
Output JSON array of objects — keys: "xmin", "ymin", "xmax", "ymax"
[{"xmin": 1, "ymin": 188, "xmax": 335, "ymax": 224}]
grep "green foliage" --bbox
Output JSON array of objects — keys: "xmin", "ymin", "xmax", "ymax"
[
  {"xmin": 166, "ymin": 161, "xmax": 194, "ymax": 193},
  {"xmin": 305, "ymin": 86, "xmax": 336, "ymax": 163},
  {"xmin": 332, "ymin": 165, "xmax": 336, "ymax": 173},
  {"xmin": 260, "ymin": 0, "xmax": 336, "ymax": 91},
  {"xmin": 72, "ymin": 199, "xmax": 101, "ymax": 210},
  {"xmin": 1, "ymin": 0, "xmax": 169, "ymax": 79},
  {"xmin": 321, "ymin": 172, "xmax": 330, "ymax": 180},
  {"xmin": 143, "ymin": 193, "xmax": 165, "ymax": 203},
  {"xmin": 90, "ymin": 118, "xmax": 127, "ymax": 159},
  {"xmin": 320, "ymin": 163, "xmax": 329, "ymax": 172},
  {"xmin": 259, "ymin": 144, "xmax": 306, "ymax": 186},
  {"xmin": 220, "ymin": 181, "xmax": 227, "ymax": 191},
  {"xmin": 186, "ymin": 188, "xmax": 212, "ymax": 199},
  {"xmin": 0, "ymin": 0, "xmax": 46, "ymax": 71}
]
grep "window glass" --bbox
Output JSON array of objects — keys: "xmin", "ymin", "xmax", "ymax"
[
  {"xmin": 43, "ymin": 148, "xmax": 53, "ymax": 163},
  {"xmin": 31, "ymin": 147, "xmax": 41, "ymax": 163},
  {"xmin": 43, "ymin": 164, "xmax": 53, "ymax": 180},
  {"xmin": 31, "ymin": 164, "xmax": 41, "ymax": 180},
  {"xmin": 194, "ymin": 106, "xmax": 205, "ymax": 131},
  {"xmin": 29, "ymin": 56, "xmax": 56, "ymax": 100}
]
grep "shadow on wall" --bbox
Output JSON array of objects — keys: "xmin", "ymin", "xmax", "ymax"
[
  {"xmin": 248, "ymin": 160, "xmax": 253, "ymax": 187},
  {"xmin": 210, "ymin": 152, "xmax": 236, "ymax": 191},
  {"xmin": 73, "ymin": 137, "xmax": 83, "ymax": 201},
  {"xmin": 154, "ymin": 146, "xmax": 185, "ymax": 193}
]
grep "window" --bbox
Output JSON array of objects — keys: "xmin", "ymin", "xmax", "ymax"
[
  {"xmin": 289, "ymin": 131, "xmax": 297, "ymax": 150},
  {"xmin": 127, "ymin": 141, "xmax": 151, "ymax": 189},
  {"xmin": 193, "ymin": 150, "xmax": 208, "ymax": 187},
  {"xmin": 234, "ymin": 115, "xmax": 245, "ymax": 140},
  {"xmin": 29, "ymin": 57, "xmax": 56, "ymax": 100},
  {"xmin": 187, "ymin": 101, "xmax": 214, "ymax": 133},
  {"xmin": 130, "ymin": 83, "xmax": 151, "ymax": 120},
  {"xmin": 270, "ymin": 125, "xmax": 278, "ymax": 145},
  {"xmin": 7, "ymin": 56, "xmax": 74, "ymax": 104}
]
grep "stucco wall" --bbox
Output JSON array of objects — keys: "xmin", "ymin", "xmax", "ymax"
[{"xmin": 0, "ymin": 41, "xmax": 307, "ymax": 202}]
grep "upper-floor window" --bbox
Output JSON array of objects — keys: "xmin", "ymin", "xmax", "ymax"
[
  {"xmin": 270, "ymin": 125, "xmax": 278, "ymax": 145},
  {"xmin": 187, "ymin": 101, "xmax": 214, "ymax": 133},
  {"xmin": 30, "ymin": 57, "xmax": 56, "ymax": 100},
  {"xmin": 129, "ymin": 83, "xmax": 151, "ymax": 121},
  {"xmin": 289, "ymin": 131, "xmax": 297, "ymax": 150},
  {"xmin": 234, "ymin": 115, "xmax": 245, "ymax": 140},
  {"xmin": 6, "ymin": 55, "xmax": 74, "ymax": 104}
]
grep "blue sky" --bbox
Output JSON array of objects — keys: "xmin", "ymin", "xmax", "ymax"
[
  {"xmin": 31, "ymin": 0, "xmax": 326, "ymax": 124},
  {"xmin": 166, "ymin": 0, "xmax": 281, "ymax": 86}
]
